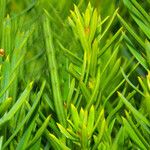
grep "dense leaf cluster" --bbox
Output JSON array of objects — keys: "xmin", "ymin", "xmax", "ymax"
[{"xmin": 0, "ymin": 0, "xmax": 150, "ymax": 149}]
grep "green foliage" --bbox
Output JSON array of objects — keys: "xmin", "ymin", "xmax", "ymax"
[{"xmin": 0, "ymin": 0, "xmax": 150, "ymax": 149}]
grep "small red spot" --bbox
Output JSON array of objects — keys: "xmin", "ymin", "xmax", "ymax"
[
  {"xmin": 0, "ymin": 49, "xmax": 4, "ymax": 57},
  {"xmin": 64, "ymin": 102, "xmax": 67, "ymax": 109},
  {"xmin": 84, "ymin": 27, "xmax": 90, "ymax": 35}
]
